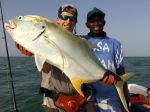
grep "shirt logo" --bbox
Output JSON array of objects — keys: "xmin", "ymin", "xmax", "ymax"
[{"xmin": 93, "ymin": 42, "xmax": 110, "ymax": 52}]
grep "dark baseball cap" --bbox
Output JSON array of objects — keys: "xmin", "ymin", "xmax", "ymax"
[
  {"xmin": 87, "ymin": 7, "xmax": 105, "ymax": 21},
  {"xmin": 58, "ymin": 4, "xmax": 78, "ymax": 22}
]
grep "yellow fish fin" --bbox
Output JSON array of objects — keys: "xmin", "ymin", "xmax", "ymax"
[
  {"xmin": 115, "ymin": 72, "xmax": 135, "ymax": 112},
  {"xmin": 70, "ymin": 78, "xmax": 90, "ymax": 96}
]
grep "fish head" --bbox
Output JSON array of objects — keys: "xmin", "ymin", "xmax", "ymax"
[{"xmin": 5, "ymin": 15, "xmax": 49, "ymax": 48}]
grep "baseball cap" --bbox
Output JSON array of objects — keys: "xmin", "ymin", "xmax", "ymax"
[
  {"xmin": 58, "ymin": 4, "xmax": 78, "ymax": 22},
  {"xmin": 87, "ymin": 7, "xmax": 105, "ymax": 21}
]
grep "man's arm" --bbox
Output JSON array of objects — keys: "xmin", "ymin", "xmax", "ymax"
[{"xmin": 42, "ymin": 62, "xmax": 52, "ymax": 73}]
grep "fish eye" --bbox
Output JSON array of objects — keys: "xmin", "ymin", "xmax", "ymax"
[
  {"xmin": 42, "ymin": 26, "xmax": 45, "ymax": 28},
  {"xmin": 18, "ymin": 16, "xmax": 23, "ymax": 20}
]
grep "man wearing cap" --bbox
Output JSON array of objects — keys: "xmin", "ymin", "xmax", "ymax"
[
  {"xmin": 82, "ymin": 8, "xmax": 129, "ymax": 112},
  {"xmin": 40, "ymin": 4, "xmax": 95, "ymax": 112}
]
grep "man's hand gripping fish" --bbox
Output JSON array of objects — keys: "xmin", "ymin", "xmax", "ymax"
[{"xmin": 5, "ymin": 15, "xmax": 135, "ymax": 112}]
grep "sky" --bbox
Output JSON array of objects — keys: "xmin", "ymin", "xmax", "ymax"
[{"xmin": 0, "ymin": 0, "xmax": 150, "ymax": 57}]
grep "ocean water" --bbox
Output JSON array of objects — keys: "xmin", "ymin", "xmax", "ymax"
[{"xmin": 0, "ymin": 57, "xmax": 150, "ymax": 112}]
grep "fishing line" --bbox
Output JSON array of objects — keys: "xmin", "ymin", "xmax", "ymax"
[{"xmin": 0, "ymin": 0, "xmax": 18, "ymax": 112}]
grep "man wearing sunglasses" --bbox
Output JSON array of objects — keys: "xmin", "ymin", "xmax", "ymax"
[
  {"xmin": 40, "ymin": 4, "xmax": 95, "ymax": 112},
  {"xmin": 57, "ymin": 5, "xmax": 77, "ymax": 33}
]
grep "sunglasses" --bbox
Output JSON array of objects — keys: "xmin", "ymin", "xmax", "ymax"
[{"xmin": 59, "ymin": 15, "xmax": 75, "ymax": 22}]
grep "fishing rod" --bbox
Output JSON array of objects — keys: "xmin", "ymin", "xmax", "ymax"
[{"xmin": 0, "ymin": 0, "xmax": 18, "ymax": 112}]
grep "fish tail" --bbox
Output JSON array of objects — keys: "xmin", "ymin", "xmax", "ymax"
[{"xmin": 115, "ymin": 72, "xmax": 135, "ymax": 112}]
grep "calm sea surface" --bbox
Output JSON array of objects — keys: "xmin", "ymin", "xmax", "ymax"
[{"xmin": 0, "ymin": 57, "xmax": 150, "ymax": 112}]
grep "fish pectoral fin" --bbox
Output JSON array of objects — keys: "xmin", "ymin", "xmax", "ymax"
[
  {"xmin": 34, "ymin": 54, "xmax": 46, "ymax": 72},
  {"xmin": 70, "ymin": 78, "xmax": 90, "ymax": 96}
]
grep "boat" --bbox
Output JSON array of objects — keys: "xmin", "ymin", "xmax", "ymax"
[{"xmin": 128, "ymin": 84, "xmax": 150, "ymax": 112}]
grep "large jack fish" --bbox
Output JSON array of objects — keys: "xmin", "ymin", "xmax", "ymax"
[{"xmin": 5, "ymin": 15, "xmax": 134, "ymax": 112}]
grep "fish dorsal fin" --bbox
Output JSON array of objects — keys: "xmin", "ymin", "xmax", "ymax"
[
  {"xmin": 34, "ymin": 54, "xmax": 46, "ymax": 72},
  {"xmin": 79, "ymin": 36, "xmax": 99, "ymax": 49},
  {"xmin": 87, "ymin": 41, "xmax": 99, "ymax": 49}
]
